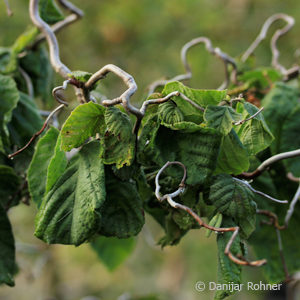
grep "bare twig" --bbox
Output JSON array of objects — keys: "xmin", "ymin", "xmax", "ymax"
[
  {"xmin": 29, "ymin": 0, "xmax": 70, "ymax": 77},
  {"xmin": 33, "ymin": 0, "xmax": 84, "ymax": 47},
  {"xmin": 284, "ymin": 184, "xmax": 300, "ymax": 227},
  {"xmin": 140, "ymin": 91, "xmax": 204, "ymax": 115},
  {"xmin": 8, "ymin": 104, "xmax": 65, "ymax": 159},
  {"xmin": 287, "ymin": 172, "xmax": 300, "ymax": 183},
  {"xmin": 3, "ymin": 0, "xmax": 13, "ymax": 16},
  {"xmin": 257, "ymin": 208, "xmax": 291, "ymax": 280},
  {"xmin": 85, "ymin": 64, "xmax": 142, "ymax": 118},
  {"xmin": 29, "ymin": 0, "xmax": 86, "ymax": 103},
  {"xmin": 148, "ymin": 37, "xmax": 237, "ymax": 95},
  {"xmin": 233, "ymin": 177, "xmax": 288, "ymax": 204},
  {"xmin": 155, "ymin": 161, "xmax": 266, "ymax": 267},
  {"xmin": 256, "ymin": 209, "xmax": 285, "ymax": 230},
  {"xmin": 233, "ymin": 107, "xmax": 264, "ymax": 125},
  {"xmin": 52, "ymin": 79, "xmax": 71, "ymax": 106},
  {"xmin": 239, "ymin": 149, "xmax": 300, "ymax": 179},
  {"xmin": 276, "ymin": 228, "xmax": 290, "ymax": 281},
  {"xmin": 242, "ymin": 14, "xmax": 295, "ymax": 75},
  {"xmin": 39, "ymin": 110, "xmax": 59, "ymax": 128},
  {"xmin": 19, "ymin": 67, "xmax": 34, "ymax": 99}
]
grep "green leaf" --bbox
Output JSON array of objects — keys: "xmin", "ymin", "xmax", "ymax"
[
  {"xmin": 204, "ymin": 105, "xmax": 242, "ymax": 135},
  {"xmin": 91, "ymin": 236, "xmax": 136, "ymax": 271},
  {"xmin": 68, "ymin": 71, "xmax": 93, "ymax": 83},
  {"xmin": 261, "ymin": 82, "xmax": 299, "ymax": 153},
  {"xmin": 248, "ymin": 174, "xmax": 300, "ymax": 283},
  {"xmin": 0, "ymin": 204, "xmax": 17, "ymax": 286},
  {"xmin": 35, "ymin": 141, "xmax": 106, "ymax": 245},
  {"xmin": 209, "ymin": 174, "xmax": 257, "ymax": 239},
  {"xmin": 39, "ymin": 0, "xmax": 64, "ymax": 25},
  {"xmin": 162, "ymin": 81, "xmax": 227, "ymax": 123},
  {"xmin": 0, "ymin": 75, "xmax": 19, "ymax": 127},
  {"xmin": 99, "ymin": 167, "xmax": 144, "ymax": 238},
  {"xmin": 238, "ymin": 68, "xmax": 281, "ymax": 89},
  {"xmin": 20, "ymin": 47, "xmax": 54, "ymax": 102},
  {"xmin": 7, "ymin": 92, "xmax": 43, "ymax": 147},
  {"xmin": 61, "ymin": 102, "xmax": 106, "ymax": 151},
  {"xmin": 235, "ymin": 102, "xmax": 274, "ymax": 155},
  {"xmin": 158, "ymin": 213, "xmax": 187, "ymax": 247},
  {"xmin": 46, "ymin": 133, "xmax": 68, "ymax": 193},
  {"xmin": 279, "ymin": 105, "xmax": 300, "ymax": 176},
  {"xmin": 215, "ymin": 129, "xmax": 250, "ymax": 175},
  {"xmin": 11, "ymin": 27, "xmax": 39, "ymax": 55},
  {"xmin": 27, "ymin": 127, "xmax": 59, "ymax": 208},
  {"xmin": 0, "ymin": 165, "xmax": 20, "ymax": 209},
  {"xmin": 0, "ymin": 47, "xmax": 17, "ymax": 74},
  {"xmin": 158, "ymin": 101, "xmax": 184, "ymax": 125},
  {"xmin": 215, "ymin": 218, "xmax": 242, "ymax": 300},
  {"xmin": 100, "ymin": 107, "xmax": 135, "ymax": 168},
  {"xmin": 139, "ymin": 117, "xmax": 222, "ymax": 185},
  {"xmin": 250, "ymin": 201, "xmax": 300, "ymax": 283}
]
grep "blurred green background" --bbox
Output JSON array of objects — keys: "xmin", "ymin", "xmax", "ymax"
[{"xmin": 0, "ymin": 0, "xmax": 300, "ymax": 299}]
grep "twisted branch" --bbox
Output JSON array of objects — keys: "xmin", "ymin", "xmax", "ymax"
[
  {"xmin": 148, "ymin": 37, "xmax": 237, "ymax": 95},
  {"xmin": 239, "ymin": 149, "xmax": 300, "ymax": 179},
  {"xmin": 29, "ymin": 0, "xmax": 86, "ymax": 103},
  {"xmin": 33, "ymin": 0, "xmax": 84, "ymax": 47},
  {"xmin": 155, "ymin": 161, "xmax": 266, "ymax": 267},
  {"xmin": 52, "ymin": 79, "xmax": 71, "ymax": 106},
  {"xmin": 242, "ymin": 14, "xmax": 296, "ymax": 76},
  {"xmin": 256, "ymin": 209, "xmax": 285, "ymax": 230},
  {"xmin": 85, "ymin": 64, "xmax": 142, "ymax": 118}
]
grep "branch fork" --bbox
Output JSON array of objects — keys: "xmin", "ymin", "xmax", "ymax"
[{"xmin": 155, "ymin": 161, "xmax": 266, "ymax": 267}]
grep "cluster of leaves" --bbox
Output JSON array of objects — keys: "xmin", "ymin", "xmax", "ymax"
[{"xmin": 1, "ymin": 2, "xmax": 300, "ymax": 300}]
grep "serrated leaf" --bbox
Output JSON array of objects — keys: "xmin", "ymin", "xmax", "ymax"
[
  {"xmin": 27, "ymin": 127, "xmax": 59, "ymax": 207},
  {"xmin": 139, "ymin": 118, "xmax": 222, "ymax": 185},
  {"xmin": 0, "ymin": 75, "xmax": 19, "ymax": 127},
  {"xmin": 35, "ymin": 141, "xmax": 106, "ymax": 246},
  {"xmin": 39, "ymin": 0, "xmax": 64, "ymax": 24},
  {"xmin": 0, "ymin": 165, "xmax": 20, "ymax": 209},
  {"xmin": 100, "ymin": 107, "xmax": 135, "ymax": 168},
  {"xmin": 209, "ymin": 174, "xmax": 257, "ymax": 239},
  {"xmin": 91, "ymin": 236, "xmax": 136, "ymax": 271},
  {"xmin": 61, "ymin": 102, "xmax": 106, "ymax": 151},
  {"xmin": 261, "ymin": 82, "xmax": 299, "ymax": 153},
  {"xmin": 204, "ymin": 105, "xmax": 242, "ymax": 135},
  {"xmin": 46, "ymin": 133, "xmax": 68, "ymax": 193},
  {"xmin": 215, "ymin": 129, "xmax": 250, "ymax": 175},
  {"xmin": 99, "ymin": 167, "xmax": 144, "ymax": 238},
  {"xmin": 0, "ymin": 204, "xmax": 17, "ymax": 286},
  {"xmin": 158, "ymin": 101, "xmax": 184, "ymax": 125},
  {"xmin": 235, "ymin": 102, "xmax": 274, "ymax": 155},
  {"xmin": 215, "ymin": 218, "xmax": 242, "ymax": 300},
  {"xmin": 162, "ymin": 81, "xmax": 227, "ymax": 123}
]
